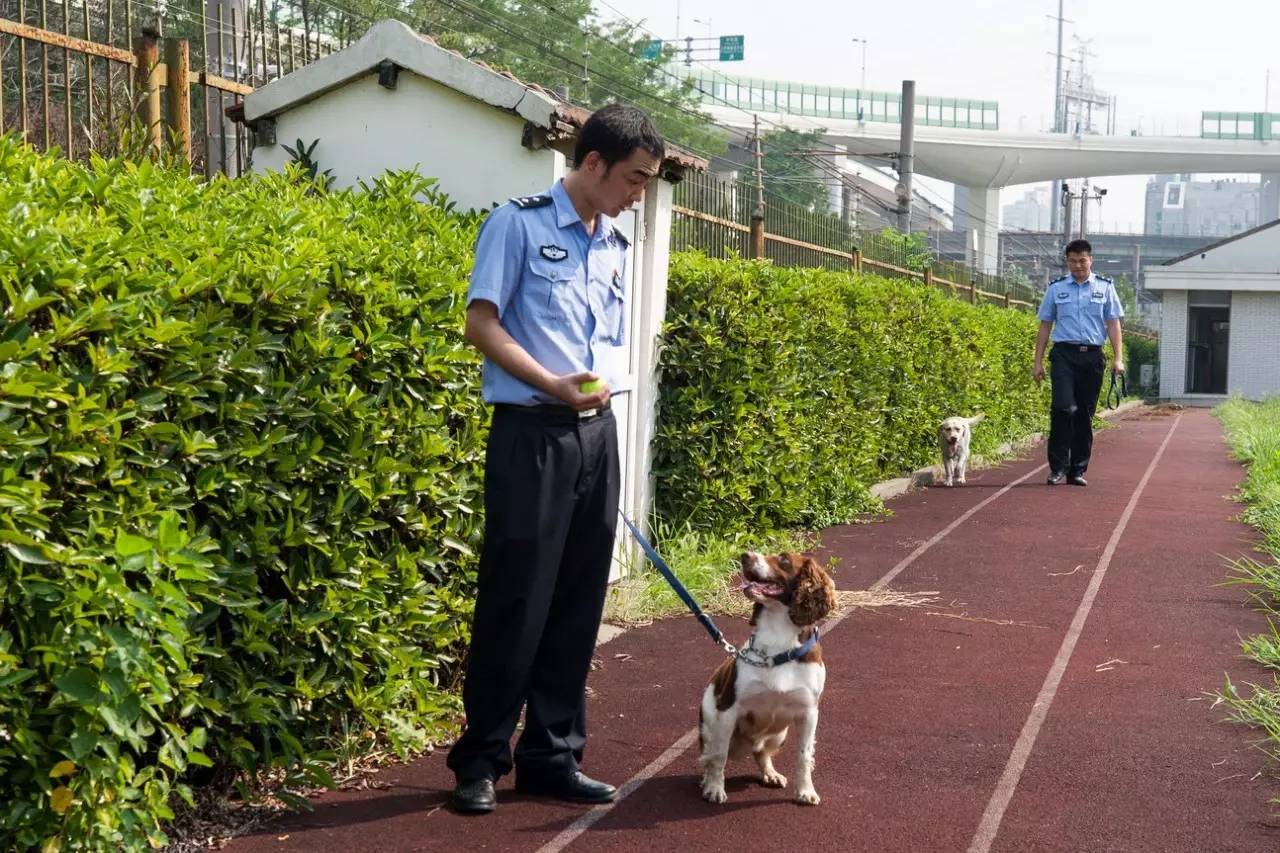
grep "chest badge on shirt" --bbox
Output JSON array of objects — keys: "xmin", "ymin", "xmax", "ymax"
[{"xmin": 540, "ymin": 245, "xmax": 568, "ymax": 262}]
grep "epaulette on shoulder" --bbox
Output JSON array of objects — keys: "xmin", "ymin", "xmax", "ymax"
[
  {"xmin": 510, "ymin": 194, "xmax": 552, "ymax": 209},
  {"xmin": 1049, "ymin": 274, "xmax": 1069, "ymax": 285},
  {"xmin": 1096, "ymin": 274, "xmax": 1113, "ymax": 283},
  {"xmin": 611, "ymin": 225, "xmax": 630, "ymax": 247}
]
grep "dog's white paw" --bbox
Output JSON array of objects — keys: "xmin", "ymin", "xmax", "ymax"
[
  {"xmin": 795, "ymin": 788, "xmax": 821, "ymax": 806},
  {"xmin": 957, "ymin": 477, "xmax": 966, "ymax": 485},
  {"xmin": 760, "ymin": 770, "xmax": 787, "ymax": 788},
  {"xmin": 701, "ymin": 781, "xmax": 728, "ymax": 804}
]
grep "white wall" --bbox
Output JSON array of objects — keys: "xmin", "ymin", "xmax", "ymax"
[
  {"xmin": 1159, "ymin": 289, "xmax": 1280, "ymax": 401},
  {"xmin": 1159, "ymin": 290, "xmax": 1188, "ymax": 397},
  {"xmin": 250, "ymin": 72, "xmax": 564, "ymax": 211},
  {"xmin": 625, "ymin": 180, "xmax": 674, "ymax": 568},
  {"xmin": 1228, "ymin": 292, "xmax": 1280, "ymax": 400}
]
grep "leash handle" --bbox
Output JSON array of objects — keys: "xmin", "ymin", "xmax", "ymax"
[
  {"xmin": 1106, "ymin": 367, "xmax": 1128, "ymax": 409},
  {"xmin": 618, "ymin": 513, "xmax": 736, "ymax": 655}
]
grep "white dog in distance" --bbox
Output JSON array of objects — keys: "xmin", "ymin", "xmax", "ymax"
[{"xmin": 938, "ymin": 414, "xmax": 985, "ymax": 487}]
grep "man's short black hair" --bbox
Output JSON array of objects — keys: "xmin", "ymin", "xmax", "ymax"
[
  {"xmin": 1064, "ymin": 238, "xmax": 1093, "ymax": 256},
  {"xmin": 573, "ymin": 103, "xmax": 665, "ymax": 169}
]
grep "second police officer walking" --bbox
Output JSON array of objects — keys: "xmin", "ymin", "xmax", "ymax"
[{"xmin": 1033, "ymin": 238, "xmax": 1126, "ymax": 487}]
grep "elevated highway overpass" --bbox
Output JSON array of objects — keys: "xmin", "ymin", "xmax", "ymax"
[{"xmin": 704, "ymin": 105, "xmax": 1280, "ymax": 272}]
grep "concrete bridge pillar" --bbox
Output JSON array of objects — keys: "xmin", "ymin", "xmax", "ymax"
[
  {"xmin": 823, "ymin": 153, "xmax": 846, "ymax": 220},
  {"xmin": 954, "ymin": 185, "xmax": 1001, "ymax": 274}
]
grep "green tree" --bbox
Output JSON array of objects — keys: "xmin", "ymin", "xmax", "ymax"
[
  {"xmin": 268, "ymin": 0, "xmax": 729, "ymax": 159},
  {"xmin": 1111, "ymin": 273, "xmax": 1139, "ymax": 320},
  {"xmin": 760, "ymin": 127, "xmax": 828, "ymax": 210},
  {"xmin": 150, "ymin": 0, "xmax": 727, "ymax": 160},
  {"xmin": 877, "ymin": 227, "xmax": 934, "ymax": 271}
]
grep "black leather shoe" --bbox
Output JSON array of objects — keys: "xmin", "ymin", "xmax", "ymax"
[
  {"xmin": 450, "ymin": 777, "xmax": 496, "ymax": 814},
  {"xmin": 1068, "ymin": 474, "xmax": 1088, "ymax": 487},
  {"xmin": 515, "ymin": 771, "xmax": 617, "ymax": 804},
  {"xmin": 1046, "ymin": 470, "xmax": 1066, "ymax": 485}
]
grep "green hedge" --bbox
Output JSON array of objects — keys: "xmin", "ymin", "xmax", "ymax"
[
  {"xmin": 0, "ymin": 138, "xmax": 486, "ymax": 851},
  {"xmin": 652, "ymin": 253, "xmax": 1050, "ymax": 533}
]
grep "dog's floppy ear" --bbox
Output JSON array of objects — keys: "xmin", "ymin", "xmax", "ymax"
[{"xmin": 789, "ymin": 557, "xmax": 836, "ymax": 626}]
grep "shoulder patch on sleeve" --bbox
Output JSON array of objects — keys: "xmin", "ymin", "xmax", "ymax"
[
  {"xmin": 510, "ymin": 194, "xmax": 553, "ymax": 209},
  {"xmin": 611, "ymin": 225, "xmax": 631, "ymax": 247}
]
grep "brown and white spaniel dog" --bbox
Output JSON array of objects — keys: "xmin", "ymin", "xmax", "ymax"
[{"xmin": 699, "ymin": 551, "xmax": 837, "ymax": 806}]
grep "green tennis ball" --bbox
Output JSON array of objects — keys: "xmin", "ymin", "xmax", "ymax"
[{"xmin": 579, "ymin": 378, "xmax": 604, "ymax": 394}]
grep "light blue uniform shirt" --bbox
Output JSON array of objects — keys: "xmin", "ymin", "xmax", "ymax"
[
  {"xmin": 467, "ymin": 180, "xmax": 630, "ymax": 406},
  {"xmin": 1037, "ymin": 273, "xmax": 1124, "ymax": 345}
]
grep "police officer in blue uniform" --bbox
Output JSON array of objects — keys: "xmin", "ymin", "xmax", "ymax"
[
  {"xmin": 1033, "ymin": 238, "xmax": 1126, "ymax": 486},
  {"xmin": 447, "ymin": 104, "xmax": 664, "ymax": 814}
]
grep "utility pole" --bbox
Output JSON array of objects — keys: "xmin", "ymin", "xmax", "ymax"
[
  {"xmin": 852, "ymin": 37, "xmax": 868, "ymax": 92},
  {"xmin": 896, "ymin": 80, "xmax": 916, "ymax": 233},
  {"xmin": 1079, "ymin": 178, "xmax": 1089, "ymax": 238},
  {"xmin": 1078, "ymin": 182, "xmax": 1106, "ymax": 239},
  {"xmin": 1048, "ymin": 0, "xmax": 1068, "ymax": 233},
  {"xmin": 1053, "ymin": 0, "xmax": 1065, "ymax": 132},
  {"xmin": 750, "ymin": 114, "xmax": 766, "ymax": 259},
  {"xmin": 1061, "ymin": 180, "xmax": 1075, "ymax": 249}
]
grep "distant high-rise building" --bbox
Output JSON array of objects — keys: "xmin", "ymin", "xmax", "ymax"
[
  {"xmin": 1145, "ymin": 174, "xmax": 1261, "ymax": 238},
  {"xmin": 1002, "ymin": 185, "xmax": 1052, "ymax": 232}
]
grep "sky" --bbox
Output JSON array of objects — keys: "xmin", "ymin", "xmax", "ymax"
[{"xmin": 591, "ymin": 0, "xmax": 1280, "ymax": 233}]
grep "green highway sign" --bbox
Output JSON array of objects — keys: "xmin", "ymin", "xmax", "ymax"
[
  {"xmin": 719, "ymin": 34, "xmax": 744, "ymax": 61},
  {"xmin": 641, "ymin": 38, "xmax": 664, "ymax": 60}
]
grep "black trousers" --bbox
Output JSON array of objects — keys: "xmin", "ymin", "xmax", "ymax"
[
  {"xmin": 446, "ymin": 404, "xmax": 620, "ymax": 784},
  {"xmin": 1047, "ymin": 344, "xmax": 1106, "ymax": 476}
]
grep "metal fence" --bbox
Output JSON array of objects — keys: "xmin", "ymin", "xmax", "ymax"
[
  {"xmin": 673, "ymin": 171, "xmax": 1040, "ymax": 311},
  {"xmin": 0, "ymin": 0, "xmax": 347, "ymax": 176}
]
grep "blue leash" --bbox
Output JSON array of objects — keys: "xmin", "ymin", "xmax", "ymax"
[
  {"xmin": 617, "ymin": 513, "xmax": 736, "ymax": 655},
  {"xmin": 618, "ymin": 514, "xmax": 826, "ymax": 665}
]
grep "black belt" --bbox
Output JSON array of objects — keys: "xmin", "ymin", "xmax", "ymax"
[
  {"xmin": 1054, "ymin": 341, "xmax": 1102, "ymax": 352},
  {"xmin": 494, "ymin": 400, "xmax": 612, "ymax": 423}
]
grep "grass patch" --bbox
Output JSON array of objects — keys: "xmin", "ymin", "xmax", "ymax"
[
  {"xmin": 1213, "ymin": 396, "xmax": 1280, "ymax": 787},
  {"xmin": 603, "ymin": 519, "xmax": 943, "ymax": 629}
]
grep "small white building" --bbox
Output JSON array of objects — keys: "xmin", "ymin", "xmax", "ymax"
[
  {"xmin": 1145, "ymin": 220, "xmax": 1280, "ymax": 403},
  {"xmin": 237, "ymin": 19, "xmax": 706, "ymax": 575}
]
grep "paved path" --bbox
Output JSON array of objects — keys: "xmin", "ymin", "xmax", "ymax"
[{"xmin": 227, "ymin": 408, "xmax": 1280, "ymax": 852}]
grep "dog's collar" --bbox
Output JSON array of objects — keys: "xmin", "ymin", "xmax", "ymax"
[{"xmin": 736, "ymin": 627, "xmax": 820, "ymax": 668}]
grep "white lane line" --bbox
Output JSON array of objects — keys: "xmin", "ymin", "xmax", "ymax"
[
  {"xmin": 538, "ymin": 460, "xmax": 1049, "ymax": 853},
  {"xmin": 871, "ymin": 462, "xmax": 1050, "ymax": 591},
  {"xmin": 966, "ymin": 414, "xmax": 1182, "ymax": 853},
  {"xmin": 534, "ymin": 729, "xmax": 699, "ymax": 853}
]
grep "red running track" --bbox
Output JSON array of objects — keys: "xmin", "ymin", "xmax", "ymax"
[{"xmin": 226, "ymin": 408, "xmax": 1280, "ymax": 853}]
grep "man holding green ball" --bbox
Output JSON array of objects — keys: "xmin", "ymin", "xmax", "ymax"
[{"xmin": 447, "ymin": 104, "xmax": 664, "ymax": 814}]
